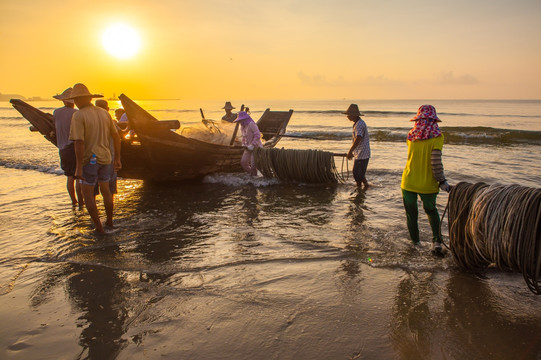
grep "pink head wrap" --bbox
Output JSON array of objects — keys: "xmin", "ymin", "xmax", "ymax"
[
  {"xmin": 410, "ymin": 104, "xmax": 441, "ymax": 122},
  {"xmin": 407, "ymin": 105, "xmax": 442, "ymax": 141},
  {"xmin": 234, "ymin": 111, "xmax": 253, "ymax": 123}
]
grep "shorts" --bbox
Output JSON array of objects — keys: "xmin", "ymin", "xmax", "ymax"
[
  {"xmin": 81, "ymin": 162, "xmax": 113, "ymax": 186},
  {"xmin": 59, "ymin": 143, "xmax": 76, "ymax": 177},
  {"xmin": 94, "ymin": 171, "xmax": 118, "ymax": 196},
  {"xmin": 353, "ymin": 158, "xmax": 369, "ymax": 183}
]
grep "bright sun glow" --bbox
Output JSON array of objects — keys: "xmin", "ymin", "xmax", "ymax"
[{"xmin": 101, "ymin": 23, "xmax": 141, "ymax": 59}]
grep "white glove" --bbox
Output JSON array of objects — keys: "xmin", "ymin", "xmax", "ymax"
[
  {"xmin": 246, "ymin": 145, "xmax": 254, "ymax": 151},
  {"xmin": 439, "ymin": 181, "xmax": 451, "ymax": 193}
]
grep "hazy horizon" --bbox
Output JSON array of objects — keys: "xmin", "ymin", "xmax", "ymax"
[{"xmin": 2, "ymin": 92, "xmax": 541, "ymax": 102}]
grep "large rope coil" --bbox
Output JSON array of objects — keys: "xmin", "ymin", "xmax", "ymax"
[
  {"xmin": 253, "ymin": 147, "xmax": 346, "ymax": 184},
  {"xmin": 448, "ymin": 182, "xmax": 541, "ymax": 294}
]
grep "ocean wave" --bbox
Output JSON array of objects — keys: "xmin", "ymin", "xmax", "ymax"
[
  {"xmin": 0, "ymin": 118, "xmax": 31, "ymax": 127},
  {"xmin": 0, "ymin": 116, "xmax": 24, "ymax": 120},
  {"xmin": 294, "ymin": 109, "xmax": 416, "ymax": 116},
  {"xmin": 284, "ymin": 127, "xmax": 541, "ymax": 145},
  {"xmin": 0, "ymin": 160, "xmax": 63, "ymax": 175},
  {"xmin": 293, "ymin": 109, "xmax": 539, "ymax": 118}
]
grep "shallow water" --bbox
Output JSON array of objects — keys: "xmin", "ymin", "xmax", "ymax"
[{"xmin": 1, "ymin": 99, "xmax": 540, "ymax": 359}]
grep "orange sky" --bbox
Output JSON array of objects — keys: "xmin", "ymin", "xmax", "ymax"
[{"xmin": 1, "ymin": 0, "xmax": 540, "ymax": 100}]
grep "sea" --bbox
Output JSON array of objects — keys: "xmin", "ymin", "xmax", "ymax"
[{"xmin": 0, "ymin": 98, "xmax": 540, "ymax": 359}]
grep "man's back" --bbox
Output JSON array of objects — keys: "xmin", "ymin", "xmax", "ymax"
[
  {"xmin": 53, "ymin": 106, "xmax": 78, "ymax": 150},
  {"xmin": 70, "ymin": 105, "xmax": 116, "ymax": 165}
]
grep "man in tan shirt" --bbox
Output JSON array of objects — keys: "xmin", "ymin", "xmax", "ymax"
[{"xmin": 67, "ymin": 83, "xmax": 121, "ymax": 233}]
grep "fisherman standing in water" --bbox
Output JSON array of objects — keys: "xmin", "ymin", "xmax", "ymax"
[
  {"xmin": 52, "ymin": 87, "xmax": 83, "ymax": 208},
  {"xmin": 67, "ymin": 83, "xmax": 121, "ymax": 233},
  {"xmin": 345, "ymin": 104, "xmax": 371, "ymax": 189},
  {"xmin": 235, "ymin": 110, "xmax": 262, "ymax": 176},
  {"xmin": 401, "ymin": 105, "xmax": 450, "ymax": 256},
  {"xmin": 221, "ymin": 101, "xmax": 237, "ymax": 122}
]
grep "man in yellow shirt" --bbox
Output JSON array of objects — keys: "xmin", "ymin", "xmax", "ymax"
[
  {"xmin": 401, "ymin": 105, "xmax": 450, "ymax": 256},
  {"xmin": 67, "ymin": 83, "xmax": 121, "ymax": 233}
]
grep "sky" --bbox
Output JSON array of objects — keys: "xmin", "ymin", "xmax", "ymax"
[{"xmin": 1, "ymin": 0, "xmax": 540, "ymax": 100}]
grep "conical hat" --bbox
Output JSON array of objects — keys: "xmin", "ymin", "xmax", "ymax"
[
  {"xmin": 53, "ymin": 87, "xmax": 74, "ymax": 103},
  {"xmin": 64, "ymin": 83, "xmax": 103, "ymax": 99},
  {"xmin": 342, "ymin": 104, "xmax": 364, "ymax": 116},
  {"xmin": 222, "ymin": 101, "xmax": 235, "ymax": 110}
]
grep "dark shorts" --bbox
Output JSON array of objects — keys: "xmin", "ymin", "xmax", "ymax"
[
  {"xmin": 94, "ymin": 171, "xmax": 118, "ymax": 196},
  {"xmin": 353, "ymin": 158, "xmax": 369, "ymax": 183},
  {"xmin": 59, "ymin": 143, "xmax": 76, "ymax": 177},
  {"xmin": 82, "ymin": 162, "xmax": 113, "ymax": 186}
]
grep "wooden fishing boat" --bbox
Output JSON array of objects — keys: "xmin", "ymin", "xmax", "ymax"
[
  {"xmin": 10, "ymin": 96, "xmax": 293, "ymax": 181},
  {"xmin": 119, "ymin": 94, "xmax": 292, "ymax": 181}
]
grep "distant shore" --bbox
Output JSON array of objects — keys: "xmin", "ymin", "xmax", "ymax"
[{"xmin": 0, "ymin": 93, "xmax": 44, "ymax": 101}]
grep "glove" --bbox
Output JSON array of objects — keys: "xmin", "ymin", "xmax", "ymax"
[
  {"xmin": 246, "ymin": 145, "xmax": 254, "ymax": 151},
  {"xmin": 439, "ymin": 181, "xmax": 451, "ymax": 193}
]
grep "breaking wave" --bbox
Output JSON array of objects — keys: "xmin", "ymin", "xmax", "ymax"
[{"xmin": 284, "ymin": 127, "xmax": 541, "ymax": 145}]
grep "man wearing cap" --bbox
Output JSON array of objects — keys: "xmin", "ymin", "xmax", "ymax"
[
  {"xmin": 67, "ymin": 83, "xmax": 121, "ymax": 233},
  {"xmin": 345, "ymin": 104, "xmax": 371, "ymax": 189},
  {"xmin": 53, "ymin": 87, "xmax": 83, "ymax": 208},
  {"xmin": 221, "ymin": 101, "xmax": 237, "ymax": 123}
]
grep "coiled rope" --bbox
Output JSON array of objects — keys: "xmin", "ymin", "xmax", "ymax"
[
  {"xmin": 447, "ymin": 182, "xmax": 541, "ymax": 294},
  {"xmin": 253, "ymin": 147, "xmax": 348, "ymax": 183}
]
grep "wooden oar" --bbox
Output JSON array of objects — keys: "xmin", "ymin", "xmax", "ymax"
[{"xmin": 229, "ymin": 104, "xmax": 244, "ymax": 146}]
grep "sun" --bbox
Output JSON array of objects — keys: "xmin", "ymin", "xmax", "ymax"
[{"xmin": 101, "ymin": 23, "xmax": 141, "ymax": 59}]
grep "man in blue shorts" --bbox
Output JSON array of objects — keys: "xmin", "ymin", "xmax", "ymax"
[
  {"xmin": 95, "ymin": 99, "xmax": 119, "ymax": 199},
  {"xmin": 345, "ymin": 104, "xmax": 371, "ymax": 189},
  {"xmin": 67, "ymin": 83, "xmax": 121, "ymax": 233}
]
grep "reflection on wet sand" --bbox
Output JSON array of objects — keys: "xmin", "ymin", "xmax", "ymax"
[
  {"xmin": 390, "ymin": 269, "xmax": 541, "ymax": 360},
  {"xmin": 443, "ymin": 271, "xmax": 541, "ymax": 360},
  {"xmin": 28, "ymin": 260, "xmax": 130, "ymax": 359},
  {"xmin": 390, "ymin": 271, "xmax": 437, "ymax": 359},
  {"xmin": 67, "ymin": 262, "xmax": 128, "ymax": 359}
]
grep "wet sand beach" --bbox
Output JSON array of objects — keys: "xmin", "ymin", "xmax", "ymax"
[{"xmin": 1, "ymin": 171, "xmax": 540, "ymax": 359}]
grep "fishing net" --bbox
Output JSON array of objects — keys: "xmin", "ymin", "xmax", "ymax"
[
  {"xmin": 180, "ymin": 121, "xmax": 239, "ymax": 146},
  {"xmin": 253, "ymin": 147, "xmax": 347, "ymax": 184}
]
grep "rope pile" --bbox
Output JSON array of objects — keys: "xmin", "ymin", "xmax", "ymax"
[
  {"xmin": 253, "ymin": 147, "xmax": 346, "ymax": 183},
  {"xmin": 447, "ymin": 182, "xmax": 541, "ymax": 294}
]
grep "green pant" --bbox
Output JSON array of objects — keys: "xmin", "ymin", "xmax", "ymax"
[{"xmin": 401, "ymin": 189, "xmax": 441, "ymax": 244}]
